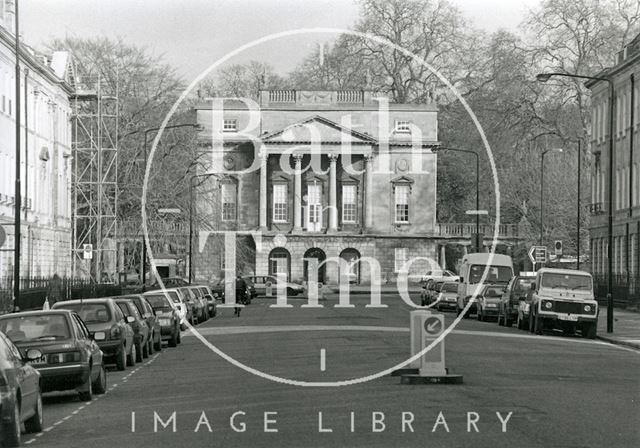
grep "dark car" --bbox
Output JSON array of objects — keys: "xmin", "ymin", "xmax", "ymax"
[
  {"xmin": 141, "ymin": 292, "xmax": 181, "ymax": 347},
  {"xmin": 497, "ymin": 274, "xmax": 536, "ymax": 327},
  {"xmin": 420, "ymin": 280, "xmax": 444, "ymax": 306},
  {"xmin": 178, "ymin": 287, "xmax": 202, "ymax": 324},
  {"xmin": 113, "ymin": 298, "xmax": 151, "ymax": 363},
  {"xmin": 52, "ymin": 299, "xmax": 135, "ymax": 371},
  {"xmin": 196, "ymin": 286, "xmax": 218, "ymax": 316},
  {"xmin": 0, "ymin": 331, "xmax": 43, "ymax": 447},
  {"xmin": 188, "ymin": 286, "xmax": 209, "ymax": 321},
  {"xmin": 240, "ymin": 277, "xmax": 257, "ymax": 302},
  {"xmin": 127, "ymin": 295, "xmax": 162, "ymax": 353},
  {"xmin": 0, "ymin": 310, "xmax": 107, "ymax": 402},
  {"xmin": 476, "ymin": 285, "xmax": 507, "ymax": 322},
  {"xmin": 434, "ymin": 282, "xmax": 459, "ymax": 311}
]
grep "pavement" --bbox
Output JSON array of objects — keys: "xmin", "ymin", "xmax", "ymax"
[
  {"xmin": 21, "ymin": 292, "xmax": 639, "ymax": 448},
  {"xmin": 597, "ymin": 307, "xmax": 640, "ymax": 349}
]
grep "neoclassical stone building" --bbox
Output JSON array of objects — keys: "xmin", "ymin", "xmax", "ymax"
[
  {"xmin": 193, "ymin": 90, "xmax": 440, "ymax": 285},
  {"xmin": 0, "ymin": 3, "xmax": 74, "ymax": 280}
]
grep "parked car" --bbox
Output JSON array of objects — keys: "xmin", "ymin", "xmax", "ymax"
[
  {"xmin": 178, "ymin": 287, "xmax": 202, "ymax": 324},
  {"xmin": 421, "ymin": 269, "xmax": 460, "ymax": 283},
  {"xmin": 435, "ymin": 282, "xmax": 459, "ymax": 311},
  {"xmin": 211, "ymin": 278, "xmax": 252, "ymax": 304},
  {"xmin": 497, "ymin": 274, "xmax": 536, "ymax": 327},
  {"xmin": 52, "ymin": 299, "xmax": 135, "ymax": 371},
  {"xmin": 243, "ymin": 277, "xmax": 257, "ymax": 301},
  {"xmin": 141, "ymin": 292, "xmax": 181, "ymax": 347},
  {"xmin": 188, "ymin": 286, "xmax": 209, "ymax": 321},
  {"xmin": 113, "ymin": 298, "xmax": 151, "ymax": 362},
  {"xmin": 126, "ymin": 295, "xmax": 162, "ymax": 353},
  {"xmin": 210, "ymin": 280, "xmax": 225, "ymax": 303},
  {"xmin": 0, "ymin": 331, "xmax": 43, "ymax": 447},
  {"xmin": 420, "ymin": 281, "xmax": 443, "ymax": 306},
  {"xmin": 196, "ymin": 286, "xmax": 218, "ymax": 316},
  {"xmin": 529, "ymin": 268, "xmax": 598, "ymax": 338},
  {"xmin": 0, "ymin": 310, "xmax": 107, "ymax": 402},
  {"xmin": 476, "ymin": 285, "xmax": 507, "ymax": 321},
  {"xmin": 456, "ymin": 253, "xmax": 514, "ymax": 317},
  {"xmin": 245, "ymin": 275, "xmax": 304, "ymax": 296}
]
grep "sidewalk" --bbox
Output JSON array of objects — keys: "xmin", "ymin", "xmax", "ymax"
[{"xmin": 597, "ymin": 308, "xmax": 640, "ymax": 349}]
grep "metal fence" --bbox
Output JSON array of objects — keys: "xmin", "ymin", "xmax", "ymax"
[
  {"xmin": 0, "ymin": 276, "xmax": 122, "ymax": 315},
  {"xmin": 593, "ymin": 274, "xmax": 640, "ymax": 309}
]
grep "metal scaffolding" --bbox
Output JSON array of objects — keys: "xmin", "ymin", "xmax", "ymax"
[{"xmin": 71, "ymin": 75, "xmax": 119, "ymax": 281}]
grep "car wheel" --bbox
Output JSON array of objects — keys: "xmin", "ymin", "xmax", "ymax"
[
  {"xmin": 115, "ymin": 344, "xmax": 126, "ymax": 371},
  {"xmin": 127, "ymin": 343, "xmax": 136, "ymax": 367},
  {"xmin": 456, "ymin": 305, "xmax": 461, "ymax": 316},
  {"xmin": 3, "ymin": 398, "xmax": 21, "ymax": 447},
  {"xmin": 148, "ymin": 336, "xmax": 154, "ymax": 355},
  {"xmin": 534, "ymin": 314, "xmax": 544, "ymax": 335},
  {"xmin": 24, "ymin": 388, "xmax": 43, "ymax": 433},
  {"xmin": 154, "ymin": 335, "xmax": 162, "ymax": 352},
  {"xmin": 497, "ymin": 313, "xmax": 504, "ymax": 326},
  {"xmin": 177, "ymin": 330, "xmax": 181, "ymax": 344},
  {"xmin": 582, "ymin": 322, "xmax": 597, "ymax": 339},
  {"xmin": 78, "ymin": 373, "xmax": 93, "ymax": 402},
  {"xmin": 92, "ymin": 365, "xmax": 107, "ymax": 395},
  {"xmin": 477, "ymin": 309, "xmax": 482, "ymax": 321},
  {"xmin": 169, "ymin": 330, "xmax": 178, "ymax": 348},
  {"xmin": 135, "ymin": 342, "xmax": 144, "ymax": 363},
  {"xmin": 529, "ymin": 311, "xmax": 535, "ymax": 333}
]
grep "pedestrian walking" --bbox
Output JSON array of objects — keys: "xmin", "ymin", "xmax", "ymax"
[
  {"xmin": 45, "ymin": 273, "xmax": 63, "ymax": 308},
  {"xmin": 234, "ymin": 275, "xmax": 247, "ymax": 317}
]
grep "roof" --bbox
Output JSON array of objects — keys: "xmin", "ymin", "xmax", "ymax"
[
  {"xmin": 536, "ymin": 268, "xmax": 592, "ymax": 277},
  {"xmin": 0, "ymin": 309, "xmax": 73, "ymax": 318},
  {"xmin": 461, "ymin": 253, "xmax": 513, "ymax": 264}
]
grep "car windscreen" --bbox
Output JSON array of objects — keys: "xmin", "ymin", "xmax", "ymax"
[
  {"xmin": 0, "ymin": 314, "xmax": 71, "ymax": 342},
  {"xmin": 55, "ymin": 303, "xmax": 111, "ymax": 323},
  {"xmin": 442, "ymin": 283, "xmax": 458, "ymax": 292},
  {"xmin": 483, "ymin": 286, "xmax": 505, "ymax": 297},
  {"xmin": 541, "ymin": 273, "xmax": 592, "ymax": 290},
  {"xmin": 514, "ymin": 278, "xmax": 535, "ymax": 293},
  {"xmin": 144, "ymin": 295, "xmax": 173, "ymax": 311},
  {"xmin": 469, "ymin": 265, "xmax": 513, "ymax": 284}
]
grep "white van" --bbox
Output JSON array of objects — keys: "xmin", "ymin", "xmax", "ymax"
[{"xmin": 456, "ymin": 253, "xmax": 514, "ymax": 317}]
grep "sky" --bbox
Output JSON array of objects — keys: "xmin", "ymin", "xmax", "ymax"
[{"xmin": 21, "ymin": 0, "xmax": 541, "ymax": 82}]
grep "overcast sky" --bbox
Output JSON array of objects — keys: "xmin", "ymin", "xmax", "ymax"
[{"xmin": 21, "ymin": 0, "xmax": 541, "ymax": 81}]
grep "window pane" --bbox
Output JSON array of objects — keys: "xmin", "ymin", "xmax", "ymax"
[
  {"xmin": 395, "ymin": 185, "xmax": 409, "ymax": 222},
  {"xmin": 273, "ymin": 184, "xmax": 288, "ymax": 222},
  {"xmin": 342, "ymin": 185, "xmax": 356, "ymax": 223},
  {"xmin": 222, "ymin": 183, "xmax": 236, "ymax": 221}
]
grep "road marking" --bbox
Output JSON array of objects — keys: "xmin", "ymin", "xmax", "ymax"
[{"xmin": 320, "ymin": 348, "xmax": 326, "ymax": 372}]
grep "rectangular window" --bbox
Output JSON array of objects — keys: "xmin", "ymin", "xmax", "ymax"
[
  {"xmin": 221, "ymin": 183, "xmax": 237, "ymax": 221},
  {"xmin": 394, "ymin": 185, "xmax": 409, "ymax": 223},
  {"xmin": 394, "ymin": 120, "xmax": 411, "ymax": 133},
  {"xmin": 272, "ymin": 183, "xmax": 288, "ymax": 222},
  {"xmin": 342, "ymin": 184, "xmax": 356, "ymax": 223},
  {"xmin": 223, "ymin": 119, "xmax": 237, "ymax": 132},
  {"xmin": 394, "ymin": 248, "xmax": 407, "ymax": 272}
]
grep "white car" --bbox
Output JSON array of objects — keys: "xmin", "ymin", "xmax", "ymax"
[
  {"xmin": 145, "ymin": 288, "xmax": 188, "ymax": 330},
  {"xmin": 421, "ymin": 269, "xmax": 460, "ymax": 284}
]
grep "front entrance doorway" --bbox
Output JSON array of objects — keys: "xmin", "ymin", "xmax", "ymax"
[{"xmin": 303, "ymin": 247, "xmax": 326, "ymax": 284}]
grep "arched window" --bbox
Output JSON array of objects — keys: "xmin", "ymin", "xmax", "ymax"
[{"xmin": 269, "ymin": 247, "xmax": 291, "ymax": 281}]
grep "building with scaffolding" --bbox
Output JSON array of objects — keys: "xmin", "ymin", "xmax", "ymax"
[
  {"xmin": 71, "ymin": 76, "xmax": 118, "ymax": 282},
  {"xmin": 0, "ymin": 3, "xmax": 75, "ymax": 280}
]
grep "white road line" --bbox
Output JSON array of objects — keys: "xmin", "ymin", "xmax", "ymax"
[{"xmin": 320, "ymin": 348, "xmax": 326, "ymax": 372}]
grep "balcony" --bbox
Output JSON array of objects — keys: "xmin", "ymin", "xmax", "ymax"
[
  {"xmin": 436, "ymin": 223, "xmax": 521, "ymax": 239},
  {"xmin": 263, "ymin": 90, "xmax": 366, "ymax": 106}
]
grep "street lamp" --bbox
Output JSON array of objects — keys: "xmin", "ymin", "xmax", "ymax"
[
  {"xmin": 537, "ymin": 71, "xmax": 614, "ymax": 333},
  {"xmin": 540, "ymin": 148, "xmax": 563, "ymax": 248},
  {"xmin": 141, "ymin": 123, "xmax": 202, "ymax": 290},
  {"xmin": 433, "ymin": 147, "xmax": 480, "ymax": 250},
  {"xmin": 189, "ymin": 173, "xmax": 217, "ymax": 284}
]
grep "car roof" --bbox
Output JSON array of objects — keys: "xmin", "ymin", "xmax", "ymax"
[
  {"xmin": 0, "ymin": 309, "xmax": 75, "ymax": 319},
  {"xmin": 462, "ymin": 253, "xmax": 513, "ymax": 265},
  {"xmin": 53, "ymin": 298, "xmax": 115, "ymax": 305},
  {"xmin": 537, "ymin": 268, "xmax": 592, "ymax": 277}
]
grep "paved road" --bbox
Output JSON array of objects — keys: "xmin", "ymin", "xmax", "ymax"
[{"xmin": 25, "ymin": 294, "xmax": 640, "ymax": 448}]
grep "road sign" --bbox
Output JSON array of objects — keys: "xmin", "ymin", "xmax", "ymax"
[
  {"xmin": 419, "ymin": 312, "xmax": 446, "ymax": 377},
  {"xmin": 424, "ymin": 316, "xmax": 443, "ymax": 335},
  {"xmin": 83, "ymin": 244, "xmax": 93, "ymax": 260},
  {"xmin": 528, "ymin": 245, "xmax": 547, "ymax": 264},
  {"xmin": 555, "ymin": 240, "xmax": 563, "ymax": 257},
  {"xmin": 0, "ymin": 226, "xmax": 5, "ymax": 248}
]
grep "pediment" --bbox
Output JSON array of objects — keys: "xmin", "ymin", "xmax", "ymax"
[
  {"xmin": 391, "ymin": 175, "xmax": 414, "ymax": 184},
  {"xmin": 262, "ymin": 115, "xmax": 377, "ymax": 145}
]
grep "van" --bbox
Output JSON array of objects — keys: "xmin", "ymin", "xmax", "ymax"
[{"xmin": 456, "ymin": 253, "xmax": 514, "ymax": 317}]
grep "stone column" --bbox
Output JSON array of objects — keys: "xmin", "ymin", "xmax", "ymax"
[
  {"xmin": 259, "ymin": 152, "xmax": 268, "ymax": 230},
  {"xmin": 440, "ymin": 244, "xmax": 447, "ymax": 269},
  {"xmin": 364, "ymin": 154, "xmax": 373, "ymax": 230},
  {"xmin": 328, "ymin": 154, "xmax": 338, "ymax": 232},
  {"xmin": 293, "ymin": 154, "xmax": 303, "ymax": 233}
]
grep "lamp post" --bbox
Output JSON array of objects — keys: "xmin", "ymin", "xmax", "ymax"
[
  {"xmin": 540, "ymin": 148, "xmax": 563, "ymax": 247},
  {"xmin": 433, "ymin": 147, "xmax": 480, "ymax": 250},
  {"xmin": 189, "ymin": 173, "xmax": 217, "ymax": 284},
  {"xmin": 141, "ymin": 123, "xmax": 202, "ymax": 291},
  {"xmin": 12, "ymin": 0, "xmax": 21, "ymax": 311},
  {"xmin": 537, "ymin": 72, "xmax": 614, "ymax": 333}
]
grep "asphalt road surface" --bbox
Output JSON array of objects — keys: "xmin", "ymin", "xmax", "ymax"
[{"xmin": 25, "ymin": 293, "xmax": 640, "ymax": 448}]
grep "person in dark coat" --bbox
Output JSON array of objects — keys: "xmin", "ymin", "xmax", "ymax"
[
  {"xmin": 46, "ymin": 274, "xmax": 63, "ymax": 307},
  {"xmin": 234, "ymin": 276, "xmax": 247, "ymax": 317}
]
